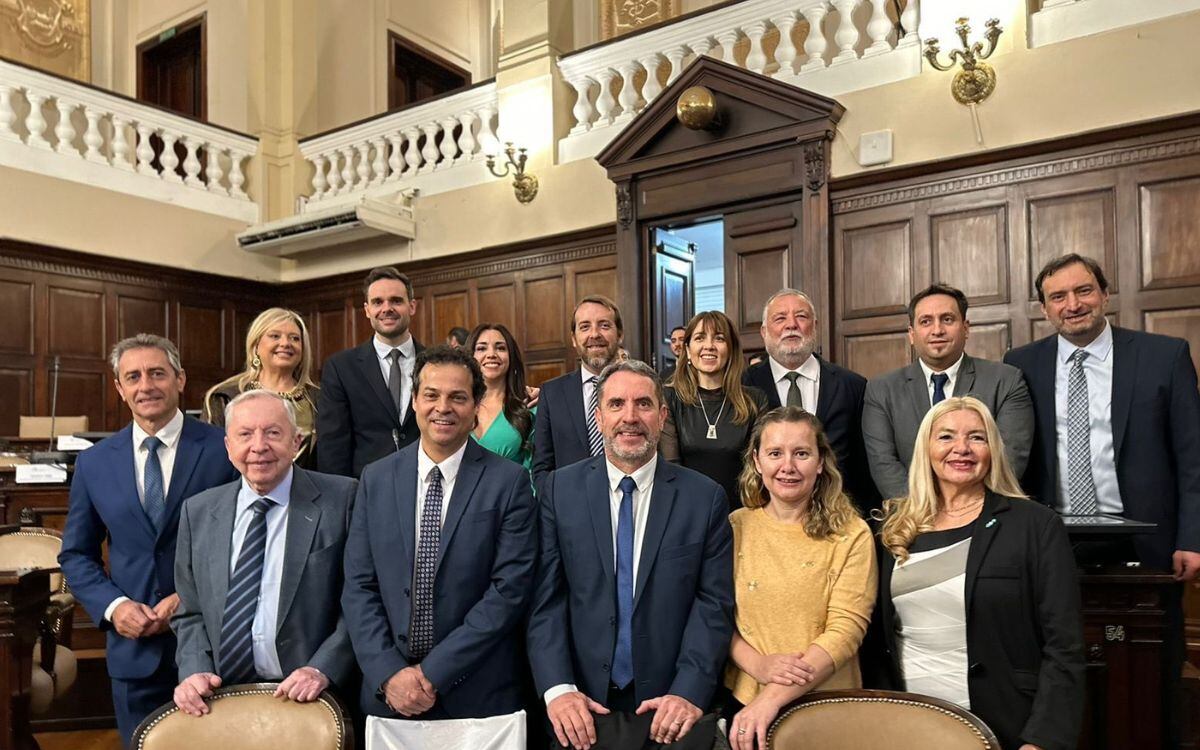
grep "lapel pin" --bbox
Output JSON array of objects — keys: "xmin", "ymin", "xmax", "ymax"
[{"xmin": 985, "ymin": 518, "xmax": 997, "ymax": 528}]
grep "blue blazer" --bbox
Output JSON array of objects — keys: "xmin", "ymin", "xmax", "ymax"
[
  {"xmin": 341, "ymin": 438, "xmax": 537, "ymax": 718},
  {"xmin": 531, "ymin": 368, "xmax": 593, "ymax": 497},
  {"xmin": 59, "ymin": 417, "xmax": 237, "ymax": 680},
  {"xmin": 1004, "ymin": 327, "xmax": 1200, "ymax": 569},
  {"xmin": 527, "ymin": 456, "xmax": 735, "ymax": 710}
]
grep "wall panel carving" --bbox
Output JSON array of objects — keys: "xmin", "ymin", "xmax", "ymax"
[
  {"xmin": 1139, "ymin": 176, "xmax": 1200, "ymax": 290},
  {"xmin": 841, "ymin": 221, "xmax": 911, "ymax": 319},
  {"xmin": 1027, "ymin": 187, "xmax": 1117, "ymax": 299},
  {"xmin": 931, "ymin": 206, "xmax": 1008, "ymax": 305}
]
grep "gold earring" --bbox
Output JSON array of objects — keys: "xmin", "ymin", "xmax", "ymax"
[{"xmin": 252, "ymin": 354, "xmax": 262, "ymax": 369}]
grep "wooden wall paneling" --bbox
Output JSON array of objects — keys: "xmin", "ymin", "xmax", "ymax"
[
  {"xmin": 0, "ymin": 368, "xmax": 34, "ymax": 437},
  {"xmin": 724, "ymin": 202, "xmax": 800, "ymax": 350},
  {"xmin": 835, "ymin": 203, "xmax": 915, "ymax": 324},
  {"xmin": 572, "ymin": 259, "xmax": 619, "ymax": 304},
  {"xmin": 929, "ymin": 200, "xmax": 1010, "ymax": 307},
  {"xmin": 966, "ymin": 322, "xmax": 1012, "ymax": 363},
  {"xmin": 843, "ymin": 330, "xmax": 911, "ymax": 380},
  {"xmin": 46, "ymin": 284, "xmax": 106, "ymax": 360},
  {"xmin": 429, "ymin": 289, "xmax": 471, "ymax": 344},
  {"xmin": 1132, "ymin": 158, "xmax": 1200, "ymax": 292},
  {"xmin": 1144, "ymin": 308, "xmax": 1200, "ymax": 375},
  {"xmin": 1025, "ymin": 178, "xmax": 1118, "ymax": 301},
  {"xmin": 115, "ymin": 292, "xmax": 168, "ymax": 340},
  {"xmin": 53, "ymin": 369, "xmax": 108, "ymax": 431},
  {"xmin": 476, "ymin": 278, "xmax": 519, "ymax": 333},
  {"xmin": 0, "ymin": 278, "xmax": 35, "ymax": 356},
  {"xmin": 526, "ymin": 360, "xmax": 567, "ymax": 387},
  {"xmin": 175, "ymin": 302, "xmax": 226, "ymax": 411},
  {"xmin": 315, "ymin": 305, "xmax": 351, "ymax": 374},
  {"xmin": 523, "ymin": 270, "xmax": 567, "ymax": 354}
]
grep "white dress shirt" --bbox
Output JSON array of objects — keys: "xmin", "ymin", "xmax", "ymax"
[
  {"xmin": 918, "ymin": 354, "xmax": 965, "ymax": 406},
  {"xmin": 228, "ymin": 467, "xmax": 294, "ymax": 680},
  {"xmin": 374, "ymin": 335, "xmax": 417, "ymax": 423},
  {"xmin": 544, "ymin": 457, "xmax": 658, "ymax": 706},
  {"xmin": 414, "ymin": 440, "xmax": 468, "ymax": 561},
  {"xmin": 105, "ymin": 409, "xmax": 185, "ymax": 622},
  {"xmin": 1054, "ymin": 322, "xmax": 1123, "ymax": 514},
  {"xmin": 768, "ymin": 354, "xmax": 821, "ymax": 411}
]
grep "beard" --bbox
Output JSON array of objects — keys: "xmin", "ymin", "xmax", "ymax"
[
  {"xmin": 767, "ymin": 330, "xmax": 817, "ymax": 363},
  {"xmin": 604, "ymin": 429, "xmax": 656, "ymax": 464},
  {"xmin": 578, "ymin": 339, "xmax": 619, "ymax": 372}
]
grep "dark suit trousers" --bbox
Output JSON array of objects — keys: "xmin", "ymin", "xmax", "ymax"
[
  {"xmin": 111, "ymin": 658, "xmax": 176, "ymax": 748},
  {"xmin": 547, "ymin": 685, "xmax": 720, "ymax": 750}
]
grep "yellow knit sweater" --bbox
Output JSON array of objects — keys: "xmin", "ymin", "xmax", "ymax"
[{"xmin": 724, "ymin": 507, "xmax": 878, "ymax": 705}]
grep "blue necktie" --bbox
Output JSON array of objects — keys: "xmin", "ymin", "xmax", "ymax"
[
  {"xmin": 218, "ymin": 497, "xmax": 275, "ymax": 684},
  {"xmin": 931, "ymin": 373, "xmax": 949, "ymax": 405},
  {"xmin": 612, "ymin": 476, "xmax": 636, "ymax": 689},
  {"xmin": 411, "ymin": 467, "xmax": 443, "ymax": 660},
  {"xmin": 142, "ymin": 436, "xmax": 166, "ymax": 531}
]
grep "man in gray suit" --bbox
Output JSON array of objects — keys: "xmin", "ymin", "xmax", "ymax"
[
  {"xmin": 862, "ymin": 283, "xmax": 1034, "ymax": 499},
  {"xmin": 171, "ymin": 390, "xmax": 357, "ymax": 715}
]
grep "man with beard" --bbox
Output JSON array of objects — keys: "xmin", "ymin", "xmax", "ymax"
[
  {"xmin": 743, "ymin": 289, "xmax": 879, "ymax": 513},
  {"xmin": 660, "ymin": 326, "xmax": 686, "ymax": 380},
  {"xmin": 531, "ymin": 295, "xmax": 625, "ymax": 496},
  {"xmin": 318, "ymin": 267, "xmax": 425, "ymax": 477},
  {"xmin": 529, "ymin": 360, "xmax": 734, "ymax": 750}
]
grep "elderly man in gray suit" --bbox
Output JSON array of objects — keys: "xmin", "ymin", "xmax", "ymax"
[
  {"xmin": 171, "ymin": 390, "xmax": 357, "ymax": 715},
  {"xmin": 862, "ymin": 284, "xmax": 1035, "ymax": 499}
]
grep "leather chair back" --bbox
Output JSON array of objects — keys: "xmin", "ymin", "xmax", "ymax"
[
  {"xmin": 133, "ymin": 684, "xmax": 353, "ymax": 750},
  {"xmin": 768, "ymin": 689, "xmax": 999, "ymax": 749},
  {"xmin": 0, "ymin": 528, "xmax": 65, "ymax": 592}
]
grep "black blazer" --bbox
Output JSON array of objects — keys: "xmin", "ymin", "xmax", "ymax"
[
  {"xmin": 744, "ymin": 356, "xmax": 880, "ymax": 514},
  {"xmin": 868, "ymin": 493, "xmax": 1085, "ymax": 750},
  {"xmin": 531, "ymin": 368, "xmax": 594, "ymax": 496},
  {"xmin": 1003, "ymin": 327, "xmax": 1200, "ymax": 569},
  {"xmin": 316, "ymin": 338, "xmax": 425, "ymax": 478}
]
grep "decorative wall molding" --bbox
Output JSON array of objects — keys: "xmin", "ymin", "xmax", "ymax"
[
  {"xmin": 1029, "ymin": 0, "xmax": 1200, "ymax": 48},
  {"xmin": 409, "ymin": 241, "xmax": 616, "ymax": 286}
]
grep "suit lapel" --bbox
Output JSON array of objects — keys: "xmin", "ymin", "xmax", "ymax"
[
  {"xmin": 566, "ymin": 370, "xmax": 593, "ymax": 450},
  {"xmin": 1110, "ymin": 327, "xmax": 1136, "ymax": 463},
  {"xmin": 1032, "ymin": 337, "xmax": 1059, "ymax": 478},
  {"xmin": 587, "ymin": 459, "xmax": 615, "ymax": 581},
  {"xmin": 277, "ymin": 469, "xmax": 322, "ymax": 630},
  {"xmin": 437, "ymin": 441, "xmax": 484, "ymax": 568},
  {"xmin": 749, "ymin": 363, "xmax": 780, "ymax": 409},
  {"xmin": 357, "ymin": 339, "xmax": 400, "ymax": 424},
  {"xmin": 208, "ymin": 482, "xmax": 240, "ymax": 611},
  {"xmin": 634, "ymin": 458, "xmax": 677, "ymax": 612},
  {"xmin": 964, "ymin": 493, "xmax": 1010, "ymax": 615},
  {"xmin": 161, "ymin": 418, "xmax": 203, "ymax": 541},
  {"xmin": 953, "ymin": 354, "xmax": 977, "ymax": 396},
  {"xmin": 111, "ymin": 427, "xmax": 158, "ymax": 541},
  {"xmin": 905, "ymin": 361, "xmax": 931, "ymax": 426},
  {"xmin": 815, "ymin": 356, "xmax": 838, "ymax": 422}
]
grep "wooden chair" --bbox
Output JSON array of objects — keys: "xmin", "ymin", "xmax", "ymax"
[
  {"xmin": 768, "ymin": 689, "xmax": 1000, "ymax": 749},
  {"xmin": 132, "ymin": 683, "xmax": 354, "ymax": 750},
  {"xmin": 0, "ymin": 524, "xmax": 77, "ymax": 713}
]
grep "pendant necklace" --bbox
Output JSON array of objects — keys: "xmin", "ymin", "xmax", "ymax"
[{"xmin": 699, "ymin": 393, "xmax": 728, "ymax": 440}]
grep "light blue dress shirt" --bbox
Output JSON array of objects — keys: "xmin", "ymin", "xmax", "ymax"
[
  {"xmin": 1054, "ymin": 322, "xmax": 1123, "ymax": 514},
  {"xmin": 229, "ymin": 466, "xmax": 294, "ymax": 679}
]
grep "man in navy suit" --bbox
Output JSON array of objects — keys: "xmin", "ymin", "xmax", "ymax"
[
  {"xmin": 531, "ymin": 294, "xmax": 625, "ymax": 496},
  {"xmin": 342, "ymin": 345, "xmax": 537, "ymax": 719},
  {"xmin": 59, "ymin": 334, "xmax": 237, "ymax": 746},
  {"xmin": 1004, "ymin": 253, "xmax": 1200, "ymax": 744},
  {"xmin": 743, "ymin": 289, "xmax": 880, "ymax": 513},
  {"xmin": 318, "ymin": 267, "xmax": 426, "ymax": 478},
  {"xmin": 529, "ymin": 360, "xmax": 734, "ymax": 749}
]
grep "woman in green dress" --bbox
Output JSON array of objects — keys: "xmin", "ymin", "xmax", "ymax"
[{"xmin": 467, "ymin": 323, "xmax": 535, "ymax": 468}]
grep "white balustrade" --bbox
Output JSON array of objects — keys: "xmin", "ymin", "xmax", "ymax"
[
  {"xmin": 557, "ymin": 0, "xmax": 925, "ymax": 162},
  {"xmin": 0, "ymin": 57, "xmax": 258, "ymax": 221},
  {"xmin": 298, "ymin": 81, "xmax": 500, "ymax": 209},
  {"xmin": 1029, "ymin": 0, "xmax": 1200, "ymax": 48}
]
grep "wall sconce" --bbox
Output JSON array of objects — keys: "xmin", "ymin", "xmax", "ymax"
[
  {"xmin": 486, "ymin": 143, "xmax": 538, "ymax": 204},
  {"xmin": 924, "ymin": 18, "xmax": 1003, "ymax": 143}
]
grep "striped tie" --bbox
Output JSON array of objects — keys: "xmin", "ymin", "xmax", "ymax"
[
  {"xmin": 1066, "ymin": 350, "xmax": 1100, "ymax": 515},
  {"xmin": 142, "ymin": 436, "xmax": 166, "ymax": 531},
  {"xmin": 217, "ymin": 497, "xmax": 275, "ymax": 684},
  {"xmin": 586, "ymin": 376, "xmax": 604, "ymax": 456},
  {"xmin": 410, "ymin": 467, "xmax": 443, "ymax": 660}
]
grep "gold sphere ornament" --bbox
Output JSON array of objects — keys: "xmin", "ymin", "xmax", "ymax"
[{"xmin": 676, "ymin": 86, "xmax": 718, "ymax": 130}]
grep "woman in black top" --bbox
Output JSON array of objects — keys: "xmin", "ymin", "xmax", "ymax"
[{"xmin": 660, "ymin": 310, "xmax": 768, "ymax": 508}]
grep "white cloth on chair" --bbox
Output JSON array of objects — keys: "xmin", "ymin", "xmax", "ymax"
[{"xmin": 366, "ymin": 710, "xmax": 526, "ymax": 750}]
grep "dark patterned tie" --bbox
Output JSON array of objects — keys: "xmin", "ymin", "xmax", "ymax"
[
  {"xmin": 611, "ymin": 476, "xmax": 636, "ymax": 689},
  {"xmin": 411, "ymin": 467, "xmax": 443, "ymax": 660},
  {"xmin": 586, "ymin": 376, "xmax": 604, "ymax": 456},
  {"xmin": 931, "ymin": 373, "xmax": 950, "ymax": 405},
  {"xmin": 218, "ymin": 497, "xmax": 275, "ymax": 684},
  {"xmin": 142, "ymin": 436, "xmax": 166, "ymax": 531},
  {"xmin": 388, "ymin": 349, "xmax": 404, "ymax": 412},
  {"xmin": 784, "ymin": 372, "xmax": 804, "ymax": 409},
  {"xmin": 1067, "ymin": 350, "xmax": 1100, "ymax": 514}
]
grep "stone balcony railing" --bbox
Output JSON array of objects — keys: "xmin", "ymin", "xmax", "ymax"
[
  {"xmin": 557, "ymin": 0, "xmax": 922, "ymax": 162},
  {"xmin": 0, "ymin": 56, "xmax": 258, "ymax": 222},
  {"xmin": 298, "ymin": 80, "xmax": 500, "ymax": 211}
]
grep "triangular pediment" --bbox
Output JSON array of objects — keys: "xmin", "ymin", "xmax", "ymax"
[{"xmin": 597, "ymin": 55, "xmax": 844, "ymax": 179}]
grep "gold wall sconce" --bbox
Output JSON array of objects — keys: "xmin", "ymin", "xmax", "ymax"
[
  {"xmin": 486, "ymin": 142, "xmax": 538, "ymax": 204},
  {"xmin": 925, "ymin": 17, "xmax": 1002, "ymax": 143}
]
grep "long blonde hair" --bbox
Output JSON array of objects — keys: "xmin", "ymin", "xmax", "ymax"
[
  {"xmin": 672, "ymin": 311, "xmax": 758, "ymax": 425},
  {"xmin": 737, "ymin": 407, "xmax": 859, "ymax": 539},
  {"xmin": 235, "ymin": 307, "xmax": 317, "ymax": 391},
  {"xmin": 878, "ymin": 396, "xmax": 1026, "ymax": 562}
]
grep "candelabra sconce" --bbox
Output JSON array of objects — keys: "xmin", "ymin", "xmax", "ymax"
[
  {"xmin": 924, "ymin": 17, "xmax": 1003, "ymax": 106},
  {"xmin": 486, "ymin": 142, "xmax": 539, "ymax": 204}
]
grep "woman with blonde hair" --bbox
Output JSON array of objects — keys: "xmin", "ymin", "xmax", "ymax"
[
  {"xmin": 871, "ymin": 396, "xmax": 1083, "ymax": 750},
  {"xmin": 660, "ymin": 310, "xmax": 768, "ymax": 508},
  {"xmin": 724, "ymin": 406, "xmax": 876, "ymax": 749},
  {"xmin": 202, "ymin": 307, "xmax": 320, "ymax": 466}
]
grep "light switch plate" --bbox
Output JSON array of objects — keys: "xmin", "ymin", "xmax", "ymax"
[{"xmin": 858, "ymin": 129, "xmax": 893, "ymax": 166}]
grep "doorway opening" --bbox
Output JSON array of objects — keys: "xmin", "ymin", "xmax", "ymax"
[{"xmin": 651, "ymin": 217, "xmax": 725, "ymax": 372}]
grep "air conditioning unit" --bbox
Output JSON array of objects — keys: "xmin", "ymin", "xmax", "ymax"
[{"xmin": 237, "ymin": 194, "xmax": 416, "ymax": 257}]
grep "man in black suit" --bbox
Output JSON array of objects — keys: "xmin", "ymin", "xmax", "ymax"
[
  {"xmin": 743, "ymin": 289, "xmax": 880, "ymax": 513},
  {"xmin": 1004, "ymin": 253, "xmax": 1200, "ymax": 744},
  {"xmin": 317, "ymin": 267, "xmax": 425, "ymax": 477},
  {"xmin": 659, "ymin": 326, "xmax": 686, "ymax": 381},
  {"xmin": 531, "ymin": 294, "xmax": 624, "ymax": 496}
]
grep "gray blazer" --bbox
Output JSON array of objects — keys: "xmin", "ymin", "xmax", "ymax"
[
  {"xmin": 172, "ymin": 467, "xmax": 357, "ymax": 688},
  {"xmin": 862, "ymin": 354, "xmax": 1034, "ymax": 500}
]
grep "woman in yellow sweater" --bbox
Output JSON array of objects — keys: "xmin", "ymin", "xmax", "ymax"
[{"xmin": 725, "ymin": 406, "xmax": 877, "ymax": 749}]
